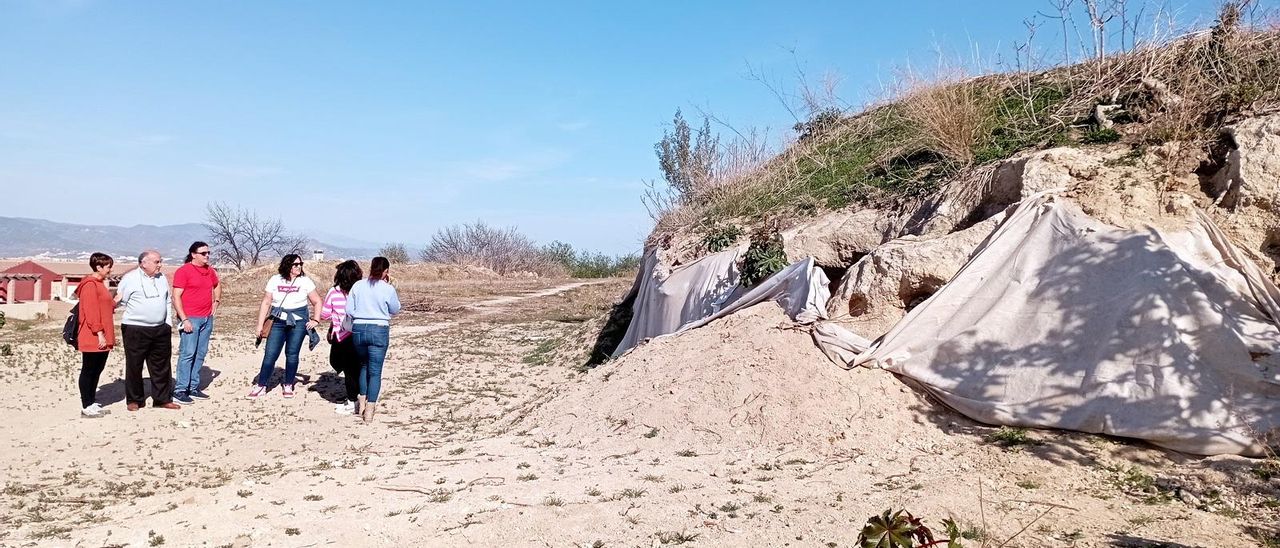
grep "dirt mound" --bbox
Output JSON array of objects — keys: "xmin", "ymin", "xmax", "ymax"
[
  {"xmin": 527, "ymin": 303, "xmax": 953, "ymax": 456},
  {"xmin": 394, "ymin": 262, "xmax": 500, "ymax": 280}
]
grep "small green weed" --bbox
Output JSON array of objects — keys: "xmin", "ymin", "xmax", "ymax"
[
  {"xmin": 656, "ymin": 530, "xmax": 699, "ymax": 545},
  {"xmin": 1082, "ymin": 127, "xmax": 1122, "ymax": 144},
  {"xmin": 986, "ymin": 426, "xmax": 1037, "ymax": 447},
  {"xmin": 701, "ymin": 223, "xmax": 744, "ymax": 253},
  {"xmin": 741, "ymin": 230, "xmax": 787, "ymax": 287}
]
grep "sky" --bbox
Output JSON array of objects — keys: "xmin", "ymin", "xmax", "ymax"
[{"xmin": 0, "ymin": 0, "xmax": 1227, "ymax": 255}]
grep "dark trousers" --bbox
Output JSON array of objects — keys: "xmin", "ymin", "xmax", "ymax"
[
  {"xmin": 122, "ymin": 324, "xmax": 174, "ymax": 406},
  {"xmin": 79, "ymin": 351, "xmax": 110, "ymax": 408},
  {"xmin": 329, "ymin": 335, "xmax": 361, "ymax": 402}
]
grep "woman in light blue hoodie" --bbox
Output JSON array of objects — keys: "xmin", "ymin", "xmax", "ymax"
[{"xmin": 345, "ymin": 256, "xmax": 401, "ymax": 422}]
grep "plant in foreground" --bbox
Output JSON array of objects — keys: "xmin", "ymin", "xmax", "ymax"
[{"xmin": 857, "ymin": 509, "xmax": 963, "ymax": 548}]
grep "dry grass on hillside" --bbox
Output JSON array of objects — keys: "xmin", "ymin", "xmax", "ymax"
[{"xmin": 650, "ymin": 5, "xmax": 1280, "ymax": 246}]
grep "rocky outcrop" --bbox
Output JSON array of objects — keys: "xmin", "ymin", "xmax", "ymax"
[
  {"xmin": 643, "ymin": 114, "xmax": 1280, "ymax": 337},
  {"xmin": 1204, "ymin": 114, "xmax": 1280, "ymax": 275},
  {"xmin": 780, "ymin": 208, "xmax": 897, "ymax": 268},
  {"xmin": 827, "ymin": 215, "xmax": 1003, "ymax": 337},
  {"xmin": 1211, "ymin": 115, "xmax": 1280, "ymax": 211}
]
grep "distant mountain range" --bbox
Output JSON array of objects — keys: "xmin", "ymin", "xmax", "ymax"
[{"xmin": 0, "ymin": 217, "xmax": 379, "ymax": 263}]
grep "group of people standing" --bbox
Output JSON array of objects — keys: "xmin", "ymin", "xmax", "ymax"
[
  {"xmin": 75, "ymin": 242, "xmax": 219, "ymax": 417},
  {"xmin": 245, "ymin": 254, "xmax": 401, "ymax": 421},
  {"xmin": 74, "ymin": 241, "xmax": 400, "ymax": 423}
]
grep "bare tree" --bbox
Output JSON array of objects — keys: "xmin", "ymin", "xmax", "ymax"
[
  {"xmin": 1083, "ymin": 0, "xmax": 1118, "ymax": 61},
  {"xmin": 1040, "ymin": 0, "xmax": 1076, "ymax": 65},
  {"xmin": 276, "ymin": 233, "xmax": 310, "ymax": 258},
  {"xmin": 204, "ymin": 202, "xmax": 309, "ymax": 270}
]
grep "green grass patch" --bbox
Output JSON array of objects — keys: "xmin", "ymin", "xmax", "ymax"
[
  {"xmin": 1082, "ymin": 127, "xmax": 1122, "ymax": 144},
  {"xmin": 973, "ymin": 81, "xmax": 1071, "ymax": 164},
  {"xmin": 985, "ymin": 426, "xmax": 1038, "ymax": 447},
  {"xmin": 522, "ymin": 338, "xmax": 562, "ymax": 366}
]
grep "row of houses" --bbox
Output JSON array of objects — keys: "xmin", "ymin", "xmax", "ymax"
[
  {"xmin": 0, "ymin": 259, "xmax": 195, "ymax": 319},
  {"xmin": 0, "ymin": 252, "xmax": 326, "ymax": 319}
]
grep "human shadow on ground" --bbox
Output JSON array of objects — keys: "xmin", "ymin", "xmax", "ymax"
[
  {"xmin": 95, "ymin": 378, "xmax": 126, "ymax": 406},
  {"xmin": 96, "ymin": 368, "xmax": 222, "ymax": 407},
  {"xmin": 1105, "ymin": 534, "xmax": 1201, "ymax": 548},
  {"xmin": 196, "ymin": 366, "xmax": 221, "ymax": 391},
  {"xmin": 305, "ymin": 371, "xmax": 350, "ymax": 404}
]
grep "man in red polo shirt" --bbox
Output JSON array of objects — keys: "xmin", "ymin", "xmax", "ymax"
[{"xmin": 172, "ymin": 241, "xmax": 221, "ymax": 404}]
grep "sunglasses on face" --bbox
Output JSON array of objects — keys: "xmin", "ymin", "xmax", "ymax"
[
  {"xmin": 292, "ymin": 262, "xmax": 303, "ymax": 267},
  {"xmin": 195, "ymin": 251, "xmax": 210, "ymax": 256}
]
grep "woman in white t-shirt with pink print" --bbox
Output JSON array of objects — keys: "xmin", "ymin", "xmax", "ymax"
[
  {"xmin": 247, "ymin": 254, "xmax": 322, "ymax": 399},
  {"xmin": 320, "ymin": 260, "xmax": 363, "ymax": 415}
]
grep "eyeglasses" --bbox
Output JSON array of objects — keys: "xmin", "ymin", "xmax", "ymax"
[
  {"xmin": 292, "ymin": 262, "xmax": 303, "ymax": 267},
  {"xmin": 194, "ymin": 251, "xmax": 210, "ymax": 256}
]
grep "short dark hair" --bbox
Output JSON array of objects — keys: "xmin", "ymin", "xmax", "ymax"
[
  {"xmin": 184, "ymin": 241, "xmax": 209, "ymax": 264},
  {"xmin": 278, "ymin": 254, "xmax": 303, "ymax": 280},
  {"xmin": 89, "ymin": 252, "xmax": 114, "ymax": 271},
  {"xmin": 334, "ymin": 260, "xmax": 363, "ymax": 293}
]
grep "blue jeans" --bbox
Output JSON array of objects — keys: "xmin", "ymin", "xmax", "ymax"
[
  {"xmin": 257, "ymin": 318, "xmax": 307, "ymax": 386},
  {"xmin": 175, "ymin": 316, "xmax": 213, "ymax": 394},
  {"xmin": 352, "ymin": 323, "xmax": 390, "ymax": 402}
]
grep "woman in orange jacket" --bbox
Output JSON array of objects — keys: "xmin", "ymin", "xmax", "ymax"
[{"xmin": 76, "ymin": 252, "xmax": 116, "ymax": 418}]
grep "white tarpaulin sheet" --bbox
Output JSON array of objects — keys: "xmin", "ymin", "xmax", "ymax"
[
  {"xmin": 613, "ymin": 248, "xmax": 743, "ymax": 357},
  {"xmin": 613, "ymin": 251, "xmax": 836, "ymax": 357},
  {"xmin": 680, "ymin": 257, "xmax": 830, "ymax": 331},
  {"xmin": 854, "ymin": 193, "xmax": 1280, "ymax": 456}
]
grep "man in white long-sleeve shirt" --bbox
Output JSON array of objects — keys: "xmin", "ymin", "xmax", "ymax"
[{"xmin": 115, "ymin": 249, "xmax": 181, "ymax": 411}]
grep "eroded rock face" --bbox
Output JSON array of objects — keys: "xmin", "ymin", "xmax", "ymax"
[
  {"xmin": 780, "ymin": 208, "xmax": 897, "ymax": 267},
  {"xmin": 901, "ymin": 148, "xmax": 1102, "ymax": 238},
  {"xmin": 1213, "ymin": 115, "xmax": 1280, "ymax": 211},
  {"xmin": 827, "ymin": 215, "xmax": 1003, "ymax": 338},
  {"xmin": 1202, "ymin": 115, "xmax": 1280, "ymax": 276},
  {"xmin": 648, "ymin": 115, "xmax": 1280, "ymax": 328}
]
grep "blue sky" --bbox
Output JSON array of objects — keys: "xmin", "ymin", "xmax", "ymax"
[{"xmin": 0, "ymin": 0, "xmax": 1224, "ymax": 254}]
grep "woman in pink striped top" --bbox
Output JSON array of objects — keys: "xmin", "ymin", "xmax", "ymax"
[{"xmin": 321, "ymin": 260, "xmax": 363, "ymax": 415}]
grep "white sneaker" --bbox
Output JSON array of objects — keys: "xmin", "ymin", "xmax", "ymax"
[
  {"xmin": 81, "ymin": 403, "xmax": 109, "ymax": 418},
  {"xmin": 335, "ymin": 401, "xmax": 355, "ymax": 415},
  {"xmin": 246, "ymin": 385, "xmax": 267, "ymax": 399}
]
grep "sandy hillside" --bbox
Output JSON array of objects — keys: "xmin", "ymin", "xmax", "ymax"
[{"xmin": 0, "ymin": 272, "xmax": 1277, "ymax": 548}]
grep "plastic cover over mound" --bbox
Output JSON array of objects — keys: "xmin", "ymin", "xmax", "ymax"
[
  {"xmin": 855, "ymin": 193, "xmax": 1280, "ymax": 456},
  {"xmin": 612, "ymin": 249, "xmax": 844, "ymax": 357}
]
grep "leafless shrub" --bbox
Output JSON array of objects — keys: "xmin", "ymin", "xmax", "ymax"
[
  {"xmin": 378, "ymin": 243, "xmax": 411, "ymax": 264},
  {"xmin": 419, "ymin": 221, "xmax": 566, "ymax": 277}
]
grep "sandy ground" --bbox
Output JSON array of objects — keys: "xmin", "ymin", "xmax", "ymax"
[{"xmin": 0, "ymin": 273, "xmax": 1277, "ymax": 548}]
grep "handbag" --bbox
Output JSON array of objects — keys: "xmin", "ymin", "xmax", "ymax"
[{"xmin": 340, "ymin": 309, "xmax": 354, "ymax": 333}]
